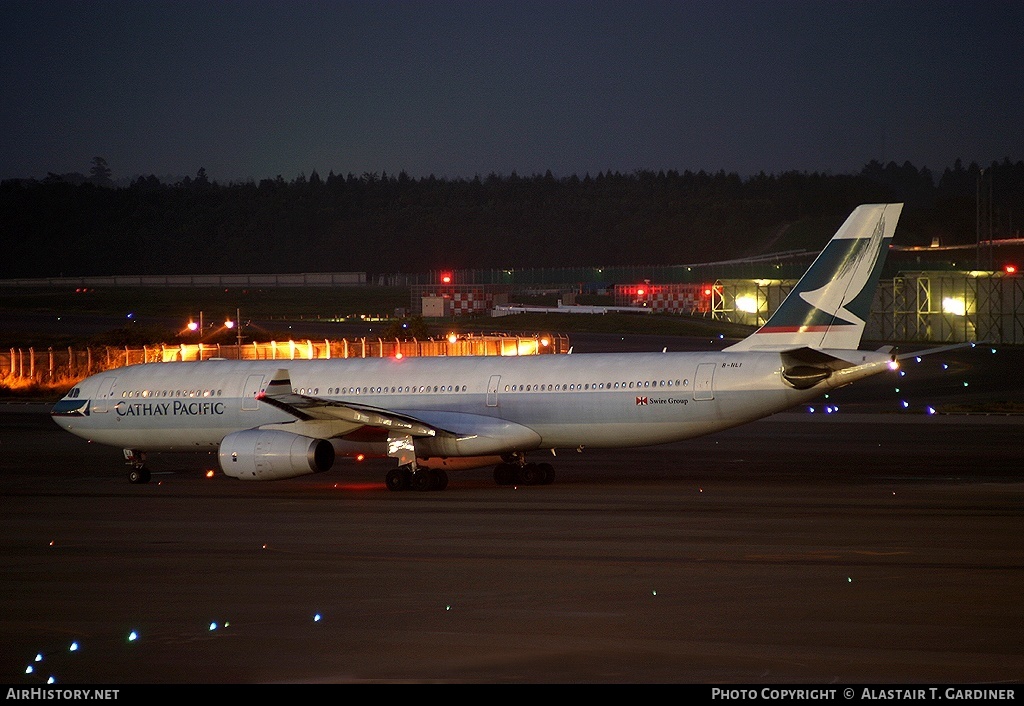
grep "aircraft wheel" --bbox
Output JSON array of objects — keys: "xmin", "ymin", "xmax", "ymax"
[
  {"xmin": 128, "ymin": 467, "xmax": 151, "ymax": 484},
  {"xmin": 494, "ymin": 463, "xmax": 516, "ymax": 486},
  {"xmin": 431, "ymin": 469, "xmax": 449, "ymax": 491},
  {"xmin": 412, "ymin": 471, "xmax": 434, "ymax": 491},
  {"xmin": 386, "ymin": 467, "xmax": 411, "ymax": 491},
  {"xmin": 519, "ymin": 463, "xmax": 543, "ymax": 485},
  {"xmin": 537, "ymin": 462, "xmax": 555, "ymax": 485}
]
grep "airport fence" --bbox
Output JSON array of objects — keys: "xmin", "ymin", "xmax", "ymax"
[{"xmin": 0, "ymin": 333, "xmax": 570, "ymax": 388}]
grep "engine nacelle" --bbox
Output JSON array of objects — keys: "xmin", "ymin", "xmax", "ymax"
[{"xmin": 219, "ymin": 429, "xmax": 335, "ymax": 480}]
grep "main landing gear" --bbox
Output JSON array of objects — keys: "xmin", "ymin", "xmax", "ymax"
[
  {"xmin": 384, "ymin": 457, "xmax": 556, "ymax": 491},
  {"xmin": 124, "ymin": 449, "xmax": 151, "ymax": 484},
  {"xmin": 385, "ymin": 465, "xmax": 449, "ymax": 492},
  {"xmin": 493, "ymin": 461, "xmax": 554, "ymax": 486}
]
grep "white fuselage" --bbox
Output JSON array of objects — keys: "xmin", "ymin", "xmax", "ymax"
[{"xmin": 52, "ymin": 349, "xmax": 894, "ymax": 455}]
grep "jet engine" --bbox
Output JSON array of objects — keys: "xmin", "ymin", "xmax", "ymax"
[{"xmin": 219, "ymin": 429, "xmax": 335, "ymax": 480}]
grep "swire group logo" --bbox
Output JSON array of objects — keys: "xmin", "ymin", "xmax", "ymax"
[{"xmin": 636, "ymin": 396, "xmax": 648, "ymax": 405}]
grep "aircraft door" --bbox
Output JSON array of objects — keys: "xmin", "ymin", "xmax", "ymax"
[
  {"xmin": 693, "ymin": 363, "xmax": 716, "ymax": 401},
  {"xmin": 241, "ymin": 374, "xmax": 265, "ymax": 411},
  {"xmin": 486, "ymin": 375, "xmax": 501, "ymax": 407},
  {"xmin": 91, "ymin": 377, "xmax": 117, "ymax": 413}
]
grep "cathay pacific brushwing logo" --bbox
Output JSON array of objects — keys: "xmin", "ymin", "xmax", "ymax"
[
  {"xmin": 799, "ymin": 215, "xmax": 887, "ymax": 327},
  {"xmin": 759, "ymin": 213, "xmax": 891, "ymax": 333}
]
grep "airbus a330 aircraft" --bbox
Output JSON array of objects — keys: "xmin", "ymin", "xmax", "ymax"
[{"xmin": 53, "ymin": 203, "xmax": 906, "ymax": 491}]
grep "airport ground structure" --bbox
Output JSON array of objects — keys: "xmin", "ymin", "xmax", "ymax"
[
  {"xmin": 1, "ymin": 332, "xmax": 568, "ymax": 387},
  {"xmin": 412, "ymin": 269, "xmax": 1023, "ymax": 346},
  {"xmin": 2, "ymin": 239, "xmax": 1022, "ymax": 388}
]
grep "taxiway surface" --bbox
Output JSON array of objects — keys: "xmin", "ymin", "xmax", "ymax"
[{"xmin": 1, "ymin": 343, "xmax": 1021, "ymax": 684}]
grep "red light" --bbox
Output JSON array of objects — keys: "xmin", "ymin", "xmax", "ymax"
[
  {"xmin": 441, "ymin": 272, "xmax": 452, "ymax": 284},
  {"xmin": 703, "ymin": 288, "xmax": 712, "ymax": 296},
  {"xmin": 637, "ymin": 288, "xmax": 645, "ymax": 296},
  {"xmin": 1005, "ymin": 264, "xmax": 1018, "ymax": 275}
]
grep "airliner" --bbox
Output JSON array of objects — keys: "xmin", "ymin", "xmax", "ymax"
[{"xmin": 53, "ymin": 203, "xmax": 907, "ymax": 491}]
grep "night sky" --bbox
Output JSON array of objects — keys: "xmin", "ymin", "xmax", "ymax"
[{"xmin": 2, "ymin": 0, "xmax": 1022, "ymax": 184}]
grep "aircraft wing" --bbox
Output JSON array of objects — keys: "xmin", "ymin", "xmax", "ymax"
[
  {"xmin": 255, "ymin": 368, "xmax": 543, "ymax": 455},
  {"xmin": 256, "ymin": 369, "xmax": 442, "ymax": 437}
]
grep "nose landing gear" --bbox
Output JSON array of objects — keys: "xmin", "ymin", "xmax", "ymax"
[{"xmin": 124, "ymin": 449, "xmax": 151, "ymax": 484}]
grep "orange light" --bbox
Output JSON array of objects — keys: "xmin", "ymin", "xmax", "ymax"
[
  {"xmin": 447, "ymin": 333, "xmax": 458, "ymax": 344},
  {"xmin": 356, "ymin": 454, "xmax": 365, "ymax": 462},
  {"xmin": 187, "ymin": 320, "xmax": 199, "ymax": 332},
  {"xmin": 395, "ymin": 351, "xmax": 403, "ymax": 360},
  {"xmin": 205, "ymin": 469, "xmax": 215, "ymax": 478}
]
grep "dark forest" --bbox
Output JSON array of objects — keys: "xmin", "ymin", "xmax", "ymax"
[{"xmin": 2, "ymin": 158, "xmax": 1021, "ymax": 279}]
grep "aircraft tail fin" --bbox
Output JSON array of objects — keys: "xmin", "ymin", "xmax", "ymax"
[{"xmin": 724, "ymin": 203, "xmax": 903, "ymax": 352}]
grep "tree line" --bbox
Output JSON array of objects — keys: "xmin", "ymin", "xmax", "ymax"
[{"xmin": 2, "ymin": 158, "xmax": 1021, "ymax": 279}]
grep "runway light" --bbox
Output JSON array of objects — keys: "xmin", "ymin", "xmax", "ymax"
[
  {"xmin": 69, "ymin": 641, "xmax": 78, "ymax": 652},
  {"xmin": 927, "ymin": 407, "xmax": 936, "ymax": 414},
  {"xmin": 35, "ymin": 653, "xmax": 43, "ymax": 662},
  {"xmin": 47, "ymin": 677, "xmax": 55, "ymax": 684},
  {"xmin": 314, "ymin": 613, "xmax": 322, "ymax": 622},
  {"xmin": 25, "ymin": 665, "xmax": 33, "ymax": 674},
  {"xmin": 901, "ymin": 400, "xmax": 909, "ymax": 408},
  {"xmin": 963, "ymin": 381, "xmax": 969, "ymax": 387},
  {"xmin": 209, "ymin": 622, "xmax": 218, "ymax": 631},
  {"xmin": 127, "ymin": 631, "xmax": 138, "ymax": 642}
]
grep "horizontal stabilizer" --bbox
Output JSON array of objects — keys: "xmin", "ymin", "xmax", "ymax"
[{"xmin": 894, "ymin": 341, "xmax": 979, "ymax": 361}]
